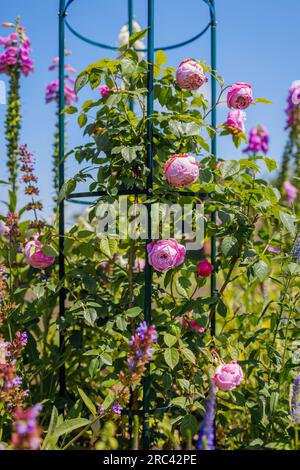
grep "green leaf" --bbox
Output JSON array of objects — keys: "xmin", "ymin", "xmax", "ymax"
[
  {"xmin": 41, "ymin": 406, "xmax": 59, "ymax": 450},
  {"xmin": 41, "ymin": 245, "xmax": 57, "ymax": 258},
  {"xmin": 84, "ymin": 308, "xmax": 98, "ymax": 327},
  {"xmin": 100, "ymin": 353, "xmax": 113, "ymax": 366},
  {"xmin": 83, "ymin": 349, "xmax": 100, "ymax": 356},
  {"xmin": 48, "ymin": 406, "xmax": 59, "ymax": 435},
  {"xmin": 116, "ymin": 316, "xmax": 127, "ymax": 331},
  {"xmin": 78, "ymin": 114, "xmax": 87, "ymax": 128},
  {"xmin": 170, "ymin": 396, "xmax": 189, "ymax": 407},
  {"xmin": 220, "ymin": 160, "xmax": 240, "ymax": 178},
  {"xmin": 217, "ymin": 299, "xmax": 228, "ymax": 317},
  {"xmin": 164, "ymin": 348, "xmax": 179, "ymax": 370},
  {"xmin": 221, "ymin": 236, "xmax": 239, "ymax": 257},
  {"xmin": 89, "ymin": 357, "xmax": 99, "ymax": 377},
  {"xmin": 77, "ymin": 230, "xmax": 94, "ymax": 239},
  {"xmin": 163, "ymin": 270, "xmax": 173, "ymax": 289},
  {"xmin": 61, "ymin": 105, "xmax": 78, "ymax": 115},
  {"xmin": 155, "ymin": 50, "xmax": 167, "ymax": 67},
  {"xmin": 121, "ymin": 57, "xmax": 138, "ymax": 75},
  {"xmin": 129, "ymin": 28, "xmax": 148, "ymax": 47},
  {"xmin": 82, "ymin": 99, "xmax": 94, "ymax": 112},
  {"xmin": 75, "ymin": 73, "xmax": 89, "ymax": 94},
  {"xmin": 263, "ymin": 157, "xmax": 278, "ymax": 172},
  {"xmin": 180, "ymin": 414, "xmax": 198, "ymax": 440},
  {"xmin": 78, "ymin": 388, "xmax": 97, "ymax": 416},
  {"xmin": 53, "ymin": 418, "xmax": 90, "ymax": 439},
  {"xmin": 279, "ymin": 211, "xmax": 296, "ymax": 236},
  {"xmin": 253, "ymin": 260, "xmax": 269, "ymax": 281},
  {"xmin": 101, "ymin": 390, "xmax": 116, "ymax": 410},
  {"xmin": 185, "ymin": 122, "xmax": 202, "ymax": 136},
  {"xmin": 164, "ymin": 334, "xmax": 177, "ymax": 348},
  {"xmin": 32, "ymin": 285, "xmax": 46, "ymax": 299},
  {"xmin": 125, "ymin": 306, "xmax": 143, "ymax": 318},
  {"xmin": 57, "ymin": 178, "xmax": 77, "ymax": 203},
  {"xmin": 100, "ymin": 238, "xmax": 118, "ymax": 258},
  {"xmin": 288, "ymin": 262, "xmax": 300, "ymax": 275},
  {"xmin": 255, "ymin": 97, "xmax": 272, "ymax": 105},
  {"xmin": 181, "ymin": 348, "xmax": 196, "ymax": 364},
  {"xmin": 169, "ymin": 120, "xmax": 184, "ymax": 137},
  {"xmin": 175, "ymin": 277, "xmax": 189, "ymax": 298},
  {"xmin": 121, "ymin": 147, "xmax": 139, "ymax": 163},
  {"xmin": 105, "ymin": 93, "xmax": 122, "ymax": 108}
]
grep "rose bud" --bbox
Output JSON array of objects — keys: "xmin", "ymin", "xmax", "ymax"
[{"xmin": 196, "ymin": 259, "xmax": 213, "ymax": 277}]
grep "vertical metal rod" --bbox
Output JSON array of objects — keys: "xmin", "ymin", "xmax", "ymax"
[
  {"xmin": 58, "ymin": 0, "xmax": 66, "ymax": 396},
  {"xmin": 210, "ymin": 1, "xmax": 217, "ymax": 337},
  {"xmin": 128, "ymin": 0, "xmax": 134, "ymax": 112},
  {"xmin": 143, "ymin": 0, "xmax": 154, "ymax": 451},
  {"xmin": 128, "ymin": 0, "xmax": 133, "ymax": 36},
  {"xmin": 127, "ymin": 0, "xmax": 134, "ymax": 443}
]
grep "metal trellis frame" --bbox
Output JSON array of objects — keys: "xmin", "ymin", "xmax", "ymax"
[{"xmin": 58, "ymin": 0, "xmax": 217, "ymax": 449}]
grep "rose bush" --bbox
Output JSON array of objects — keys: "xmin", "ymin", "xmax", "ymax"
[{"xmin": 0, "ymin": 27, "xmax": 299, "ymax": 452}]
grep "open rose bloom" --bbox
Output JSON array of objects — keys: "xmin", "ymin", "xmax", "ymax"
[
  {"xmin": 227, "ymin": 82, "xmax": 253, "ymax": 110},
  {"xmin": 147, "ymin": 239, "xmax": 186, "ymax": 272},
  {"xmin": 163, "ymin": 153, "xmax": 199, "ymax": 188},
  {"xmin": 213, "ymin": 361, "xmax": 244, "ymax": 391},
  {"xmin": 25, "ymin": 240, "xmax": 55, "ymax": 269},
  {"xmin": 176, "ymin": 59, "xmax": 208, "ymax": 91}
]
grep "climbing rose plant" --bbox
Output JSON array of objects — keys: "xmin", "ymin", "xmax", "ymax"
[{"xmin": 0, "ymin": 29, "xmax": 299, "ymax": 451}]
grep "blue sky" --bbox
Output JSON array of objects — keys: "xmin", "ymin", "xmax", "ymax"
[{"xmin": 0, "ymin": 0, "xmax": 299, "ymax": 223}]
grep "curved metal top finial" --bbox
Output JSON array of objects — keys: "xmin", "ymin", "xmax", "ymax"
[{"xmin": 63, "ymin": 0, "xmax": 215, "ymax": 52}]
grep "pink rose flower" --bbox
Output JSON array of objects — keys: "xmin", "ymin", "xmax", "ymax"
[
  {"xmin": 99, "ymin": 85, "xmax": 112, "ymax": 98},
  {"xmin": 25, "ymin": 240, "xmax": 55, "ymax": 269},
  {"xmin": 179, "ymin": 311, "xmax": 205, "ymax": 333},
  {"xmin": 147, "ymin": 239, "xmax": 186, "ymax": 272},
  {"xmin": 189, "ymin": 320, "xmax": 205, "ymax": 333},
  {"xmin": 284, "ymin": 180, "xmax": 298, "ymax": 205},
  {"xmin": 227, "ymin": 82, "xmax": 253, "ymax": 110},
  {"xmin": 196, "ymin": 259, "xmax": 213, "ymax": 277},
  {"xmin": 176, "ymin": 59, "xmax": 208, "ymax": 91},
  {"xmin": 213, "ymin": 361, "xmax": 244, "ymax": 391},
  {"xmin": 226, "ymin": 109, "xmax": 246, "ymax": 135},
  {"xmin": 178, "ymin": 316, "xmax": 189, "ymax": 328},
  {"xmin": 163, "ymin": 153, "xmax": 199, "ymax": 188}
]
